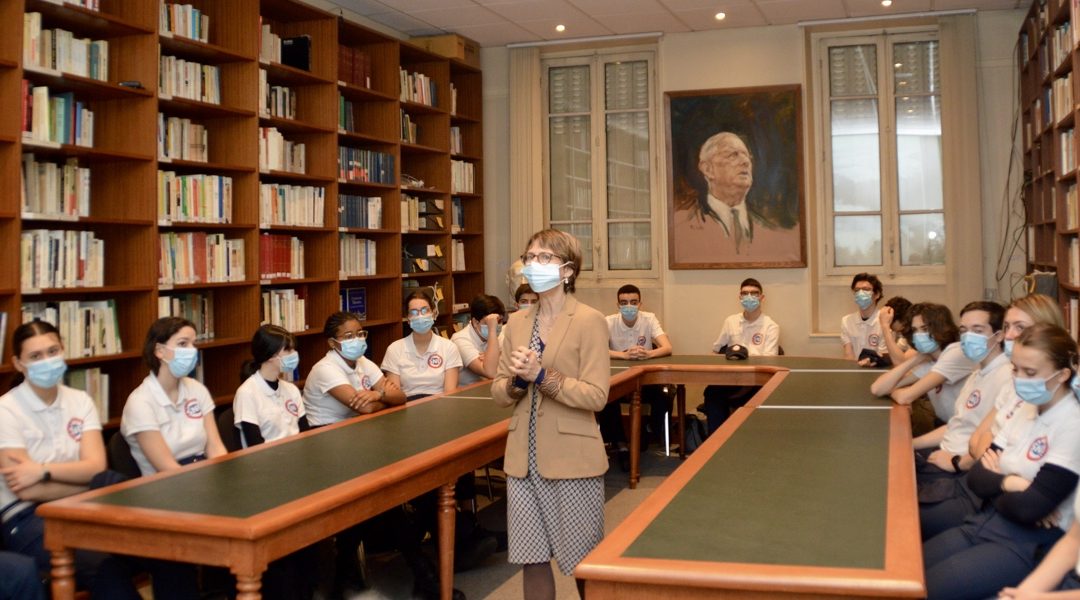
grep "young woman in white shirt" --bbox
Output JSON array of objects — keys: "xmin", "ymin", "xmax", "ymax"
[
  {"xmin": 381, "ymin": 291, "xmax": 463, "ymax": 400},
  {"xmin": 233, "ymin": 324, "xmax": 308, "ymax": 447}
]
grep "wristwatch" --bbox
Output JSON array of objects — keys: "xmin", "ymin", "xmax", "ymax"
[{"xmin": 951, "ymin": 454, "xmax": 962, "ymax": 473}]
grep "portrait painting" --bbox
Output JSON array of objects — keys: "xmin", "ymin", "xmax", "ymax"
[{"xmin": 666, "ymin": 85, "xmax": 806, "ymax": 269}]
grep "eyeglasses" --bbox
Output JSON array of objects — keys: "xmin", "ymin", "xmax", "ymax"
[
  {"xmin": 521, "ymin": 252, "xmax": 562, "ymax": 265},
  {"xmin": 336, "ymin": 331, "xmax": 368, "ymax": 341},
  {"xmin": 617, "ymin": 300, "xmax": 640, "ymax": 306},
  {"xmin": 408, "ymin": 307, "xmax": 433, "ymax": 317},
  {"xmin": 739, "ymin": 291, "xmax": 761, "ymax": 298}
]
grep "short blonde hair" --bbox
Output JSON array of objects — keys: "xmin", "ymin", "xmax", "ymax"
[
  {"xmin": 523, "ymin": 229, "xmax": 582, "ymax": 293},
  {"xmin": 1009, "ymin": 294, "xmax": 1064, "ymax": 329}
]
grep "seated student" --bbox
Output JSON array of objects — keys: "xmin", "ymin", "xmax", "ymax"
[
  {"xmin": 870, "ymin": 303, "xmax": 974, "ymax": 436},
  {"xmin": 0, "ymin": 551, "xmax": 43, "ymax": 600},
  {"xmin": 841, "ymin": 272, "xmax": 889, "ymax": 365},
  {"xmin": 234, "ymin": 324, "xmax": 310, "ymax": 447},
  {"xmin": 999, "ymin": 499, "xmax": 1080, "ymax": 597},
  {"xmin": 598, "ymin": 284, "xmax": 673, "ymax": 467},
  {"xmin": 0, "ymin": 321, "xmax": 106, "ymax": 592},
  {"xmin": 923, "ymin": 324, "xmax": 1080, "ymax": 599},
  {"xmin": 452, "ymin": 294, "xmax": 507, "ymax": 387},
  {"xmin": 513, "ymin": 283, "xmax": 538, "ymax": 310},
  {"xmin": 382, "ymin": 290, "xmax": 463, "ymax": 401},
  {"xmin": 880, "ymin": 296, "xmax": 917, "ymax": 363},
  {"xmin": 701, "ymin": 278, "xmax": 779, "ymax": 434}
]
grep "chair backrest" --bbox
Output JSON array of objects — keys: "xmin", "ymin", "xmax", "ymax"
[
  {"xmin": 107, "ymin": 431, "xmax": 142, "ymax": 479},
  {"xmin": 216, "ymin": 405, "xmax": 242, "ymax": 453}
]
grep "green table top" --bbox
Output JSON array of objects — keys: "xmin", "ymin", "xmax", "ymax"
[
  {"xmin": 612, "ymin": 355, "xmax": 866, "ymax": 371},
  {"xmin": 91, "ymin": 397, "xmax": 510, "ymax": 517},
  {"xmin": 759, "ymin": 371, "xmax": 888, "ymax": 408},
  {"xmin": 624, "ymin": 408, "xmax": 889, "ymax": 568}
]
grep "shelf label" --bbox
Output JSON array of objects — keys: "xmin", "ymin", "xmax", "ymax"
[
  {"xmin": 159, "ymin": 93, "xmax": 173, "ymax": 101},
  {"xmin": 158, "ymin": 219, "xmax": 171, "ymax": 226},
  {"xmin": 337, "ymin": 80, "xmax": 347, "ymax": 87},
  {"xmin": 260, "ymin": 279, "xmax": 271, "ymax": 285},
  {"xmin": 159, "ymin": 284, "xmax": 173, "ymax": 291},
  {"xmin": 160, "ymin": 30, "xmax": 174, "ymax": 39},
  {"xmin": 158, "ymin": 156, "xmax": 172, "ymax": 163},
  {"xmin": 259, "ymin": 223, "xmax": 270, "ymax": 230},
  {"xmin": 23, "ymin": 288, "xmax": 41, "ymax": 295}
]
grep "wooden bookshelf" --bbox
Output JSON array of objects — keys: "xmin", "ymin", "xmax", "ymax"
[{"xmin": 1, "ymin": 0, "xmax": 484, "ymax": 424}]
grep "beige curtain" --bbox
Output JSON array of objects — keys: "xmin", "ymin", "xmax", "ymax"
[{"xmin": 508, "ymin": 47, "xmax": 544, "ymax": 255}]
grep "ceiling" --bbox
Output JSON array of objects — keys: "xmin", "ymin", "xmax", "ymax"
[{"xmin": 323, "ymin": 0, "xmax": 1029, "ymax": 47}]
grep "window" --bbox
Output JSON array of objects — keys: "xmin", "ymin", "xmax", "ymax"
[
  {"xmin": 819, "ymin": 30, "xmax": 945, "ymax": 276},
  {"xmin": 543, "ymin": 50, "xmax": 657, "ymax": 278}
]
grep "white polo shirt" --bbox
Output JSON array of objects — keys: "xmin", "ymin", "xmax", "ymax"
[
  {"xmin": 939, "ymin": 353, "xmax": 1012, "ymax": 455},
  {"xmin": 711, "ymin": 312, "xmax": 779, "ymax": 356},
  {"xmin": 452, "ymin": 325, "xmax": 491, "ymax": 386},
  {"xmin": 912, "ymin": 342, "xmax": 976, "ymax": 422},
  {"xmin": 0, "ymin": 382, "xmax": 101, "ymax": 509},
  {"xmin": 121, "ymin": 374, "xmax": 215, "ymax": 476},
  {"xmin": 606, "ymin": 311, "xmax": 665, "ymax": 353},
  {"xmin": 992, "ymin": 387, "xmax": 1035, "ymax": 437},
  {"xmin": 841, "ymin": 308, "xmax": 887, "ymax": 357},
  {"xmin": 303, "ymin": 349, "xmax": 383, "ymax": 426},
  {"xmin": 994, "ymin": 391, "xmax": 1080, "ymax": 530},
  {"xmin": 233, "ymin": 373, "xmax": 304, "ymax": 446},
  {"xmin": 381, "ymin": 334, "xmax": 462, "ymax": 398}
]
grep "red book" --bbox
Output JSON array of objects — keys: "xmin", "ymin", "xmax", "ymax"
[
  {"xmin": 192, "ymin": 231, "xmax": 207, "ymax": 283},
  {"xmin": 21, "ymin": 79, "xmax": 30, "ymax": 134},
  {"xmin": 260, "ymin": 233, "xmax": 271, "ymax": 279}
]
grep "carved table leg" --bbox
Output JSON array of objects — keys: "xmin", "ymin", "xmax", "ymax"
[
  {"xmin": 629, "ymin": 386, "xmax": 642, "ymax": 489},
  {"xmin": 50, "ymin": 548, "xmax": 76, "ymax": 600},
  {"xmin": 438, "ymin": 481, "xmax": 457, "ymax": 600}
]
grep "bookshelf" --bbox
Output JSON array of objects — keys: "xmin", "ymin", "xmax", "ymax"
[
  {"xmin": 1, "ymin": 0, "xmax": 484, "ymax": 426},
  {"xmin": 1020, "ymin": 0, "xmax": 1080, "ymax": 337}
]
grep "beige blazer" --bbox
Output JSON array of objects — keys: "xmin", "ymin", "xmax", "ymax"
[{"xmin": 492, "ymin": 295, "xmax": 610, "ymax": 479}]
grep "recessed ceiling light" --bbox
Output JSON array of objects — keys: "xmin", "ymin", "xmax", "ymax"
[
  {"xmin": 894, "ymin": 62, "xmax": 902, "ymax": 68},
  {"xmin": 881, "ymin": 0, "xmax": 892, "ymax": 6},
  {"xmin": 555, "ymin": 24, "xmax": 566, "ymax": 32},
  {"xmin": 715, "ymin": 12, "xmax": 726, "ymax": 21}
]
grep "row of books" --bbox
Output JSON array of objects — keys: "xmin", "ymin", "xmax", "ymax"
[
  {"xmin": 402, "ymin": 195, "xmax": 444, "ymax": 232},
  {"xmin": 1061, "ymin": 128, "xmax": 1075, "ymax": 173},
  {"xmin": 21, "ymin": 229, "xmax": 104, "ymax": 290},
  {"xmin": 451, "ymin": 160, "xmax": 475, "ymax": 193},
  {"xmin": 450, "ymin": 83, "xmax": 458, "ymax": 116},
  {"xmin": 1065, "ymin": 184, "xmax": 1079, "ymax": 230},
  {"xmin": 23, "ymin": 14, "xmax": 109, "ymax": 81},
  {"xmin": 451, "ymin": 239, "xmax": 466, "ymax": 272},
  {"xmin": 65, "ymin": 367, "xmax": 109, "ymax": 423},
  {"xmin": 338, "ymin": 194, "xmax": 383, "ymax": 229},
  {"xmin": 451, "ymin": 197, "xmax": 464, "ymax": 233},
  {"xmin": 450, "ymin": 126, "xmax": 463, "ymax": 155},
  {"xmin": 259, "ymin": 69, "xmax": 297, "ymax": 120},
  {"xmin": 399, "ymin": 69, "xmax": 437, "ymax": 106},
  {"xmin": 159, "ymin": 232, "xmax": 246, "ymax": 286},
  {"xmin": 160, "ymin": 2, "xmax": 209, "ymax": 43},
  {"xmin": 259, "ymin": 127, "xmax": 306, "ymax": 173},
  {"xmin": 403, "ymin": 242, "xmax": 445, "ymax": 274},
  {"xmin": 158, "ymin": 114, "xmax": 208, "ymax": 162},
  {"xmin": 260, "ymin": 183, "xmax": 326, "ymax": 228},
  {"xmin": 338, "ymin": 46, "xmax": 372, "ymax": 89},
  {"xmin": 259, "ymin": 25, "xmax": 311, "ymax": 72},
  {"xmin": 159, "ymin": 55, "xmax": 221, "ymax": 104},
  {"xmin": 339, "ymin": 96, "xmax": 358, "ymax": 132},
  {"xmin": 400, "ymin": 109, "xmax": 419, "ymax": 144},
  {"xmin": 1031, "ymin": 87, "xmax": 1052, "ymax": 135},
  {"xmin": 22, "ymin": 82, "xmax": 95, "ymax": 147},
  {"xmin": 158, "ymin": 171, "xmax": 234, "ymax": 224},
  {"xmin": 339, "ymin": 287, "xmax": 367, "ymax": 320},
  {"xmin": 1070, "ymin": 296, "xmax": 1079, "ymax": 342},
  {"xmin": 158, "ymin": 291, "xmax": 214, "ymax": 341},
  {"xmin": 261, "ymin": 288, "xmax": 306, "ymax": 333},
  {"xmin": 259, "ymin": 234, "xmax": 305, "ymax": 280},
  {"xmin": 21, "ymin": 154, "xmax": 90, "ymax": 218},
  {"xmin": 1052, "ymin": 73, "xmax": 1073, "ymax": 125},
  {"xmin": 1050, "ymin": 21, "xmax": 1073, "ymax": 72},
  {"xmin": 1071, "ymin": 238, "xmax": 1080, "ymax": 286},
  {"xmin": 1028, "ymin": 224, "xmax": 1057, "ymax": 265},
  {"xmin": 22, "ymin": 299, "xmax": 121, "ymax": 359},
  {"xmin": 339, "ymin": 235, "xmax": 377, "ymax": 277},
  {"xmin": 338, "ymin": 147, "xmax": 395, "ymax": 184}
]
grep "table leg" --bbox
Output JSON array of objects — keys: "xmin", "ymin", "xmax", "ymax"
[
  {"xmin": 629, "ymin": 386, "xmax": 641, "ymax": 489},
  {"xmin": 233, "ymin": 569, "xmax": 264, "ymax": 600},
  {"xmin": 438, "ymin": 482, "xmax": 457, "ymax": 600},
  {"xmin": 677, "ymin": 384, "xmax": 687, "ymax": 459},
  {"xmin": 50, "ymin": 548, "xmax": 76, "ymax": 600}
]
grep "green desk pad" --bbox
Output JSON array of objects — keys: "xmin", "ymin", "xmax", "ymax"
[
  {"xmin": 758, "ymin": 371, "xmax": 888, "ymax": 408},
  {"xmin": 91, "ymin": 397, "xmax": 510, "ymax": 517},
  {"xmin": 445, "ymin": 381, "xmax": 493, "ymax": 397},
  {"xmin": 624, "ymin": 408, "xmax": 889, "ymax": 568},
  {"xmin": 612, "ymin": 355, "xmax": 865, "ymax": 371}
]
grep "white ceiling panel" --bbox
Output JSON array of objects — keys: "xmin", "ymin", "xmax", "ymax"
[
  {"xmin": 566, "ymin": 0, "xmax": 669, "ymax": 16},
  {"xmin": 659, "ymin": 0, "xmax": 753, "ymax": 11},
  {"xmin": 599, "ymin": 11, "xmax": 693, "ymax": 34},
  {"xmin": 674, "ymin": 5, "xmax": 768, "ymax": 28},
  {"xmin": 930, "ymin": 0, "xmax": 1022, "ymax": 9},
  {"xmin": 845, "ymin": 0, "xmax": 933, "ymax": 18},
  {"xmin": 516, "ymin": 15, "xmax": 615, "ymax": 38},
  {"xmin": 331, "ymin": 0, "xmax": 397, "ymax": 15},
  {"xmin": 365, "ymin": 10, "xmax": 442, "ymax": 32},
  {"xmin": 409, "ymin": 5, "xmax": 507, "ymax": 28},
  {"xmin": 485, "ymin": 0, "xmax": 586, "ymax": 21},
  {"xmin": 453, "ymin": 21, "xmax": 543, "ymax": 44},
  {"xmin": 756, "ymin": 0, "xmax": 846, "ymax": 24}
]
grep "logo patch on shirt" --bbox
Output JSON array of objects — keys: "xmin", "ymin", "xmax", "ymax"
[
  {"xmin": 1027, "ymin": 435, "xmax": 1049, "ymax": 461},
  {"xmin": 868, "ymin": 334, "xmax": 881, "ymax": 347},
  {"xmin": 284, "ymin": 398, "xmax": 300, "ymax": 417},
  {"xmin": 66, "ymin": 417, "xmax": 84, "ymax": 441},
  {"xmin": 965, "ymin": 390, "xmax": 981, "ymax": 410},
  {"xmin": 361, "ymin": 375, "xmax": 372, "ymax": 390},
  {"xmin": 1005, "ymin": 399, "xmax": 1023, "ymax": 420},
  {"xmin": 428, "ymin": 354, "xmax": 444, "ymax": 369},
  {"xmin": 752, "ymin": 333, "xmax": 764, "ymax": 346},
  {"xmin": 637, "ymin": 335, "xmax": 647, "ymax": 346},
  {"xmin": 183, "ymin": 398, "xmax": 203, "ymax": 419}
]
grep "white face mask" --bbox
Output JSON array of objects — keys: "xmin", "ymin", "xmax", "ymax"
[{"xmin": 522, "ymin": 261, "xmax": 566, "ymax": 293}]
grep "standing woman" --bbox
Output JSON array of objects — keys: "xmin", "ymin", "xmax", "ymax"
[
  {"xmin": 382, "ymin": 290, "xmax": 463, "ymax": 400},
  {"xmin": 493, "ymin": 229, "xmax": 611, "ymax": 600},
  {"xmin": 233, "ymin": 324, "xmax": 309, "ymax": 447}
]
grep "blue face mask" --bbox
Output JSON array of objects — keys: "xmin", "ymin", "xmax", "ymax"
[
  {"xmin": 338, "ymin": 338, "xmax": 366, "ymax": 361},
  {"xmin": 1071, "ymin": 373, "xmax": 1080, "ymax": 398},
  {"xmin": 522, "ymin": 261, "xmax": 564, "ymax": 293},
  {"xmin": 410, "ymin": 315, "xmax": 435, "ymax": 334},
  {"xmin": 960, "ymin": 331, "xmax": 992, "ymax": 362},
  {"xmin": 1003, "ymin": 339, "xmax": 1014, "ymax": 358},
  {"xmin": 1014, "ymin": 373, "xmax": 1063, "ymax": 406},
  {"xmin": 913, "ymin": 332, "xmax": 939, "ymax": 354},
  {"xmin": 619, "ymin": 305, "xmax": 639, "ymax": 321},
  {"xmin": 854, "ymin": 290, "xmax": 874, "ymax": 310},
  {"xmin": 26, "ymin": 355, "xmax": 67, "ymax": 388},
  {"xmin": 279, "ymin": 351, "xmax": 300, "ymax": 371},
  {"xmin": 478, "ymin": 323, "xmax": 501, "ymax": 341},
  {"xmin": 165, "ymin": 346, "xmax": 198, "ymax": 378},
  {"xmin": 740, "ymin": 295, "xmax": 760, "ymax": 312}
]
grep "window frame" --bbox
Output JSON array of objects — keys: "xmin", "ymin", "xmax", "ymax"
[{"xmin": 541, "ymin": 47, "xmax": 661, "ymax": 283}]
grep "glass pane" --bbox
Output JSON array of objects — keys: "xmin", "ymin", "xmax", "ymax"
[
  {"xmin": 830, "ymin": 99, "xmax": 880, "ymax": 212},
  {"xmin": 608, "ymin": 222, "xmax": 650, "ymax": 270},
  {"xmin": 548, "ymin": 66, "xmax": 590, "ymax": 114},
  {"xmin": 553, "ymin": 223, "xmax": 593, "ymax": 271},
  {"xmin": 829, "ymin": 45, "xmax": 877, "ymax": 97},
  {"xmin": 896, "ymin": 96, "xmax": 943, "ymax": 211},
  {"xmin": 900, "ymin": 213, "xmax": 945, "ymax": 266},
  {"xmin": 548, "ymin": 115, "xmax": 591, "ymax": 222},
  {"xmin": 605, "ymin": 61, "xmax": 648, "ymax": 110},
  {"xmin": 606, "ymin": 112, "xmax": 650, "ymax": 219},
  {"xmin": 834, "ymin": 215, "xmax": 882, "ymax": 266},
  {"xmin": 893, "ymin": 41, "xmax": 939, "ymax": 95}
]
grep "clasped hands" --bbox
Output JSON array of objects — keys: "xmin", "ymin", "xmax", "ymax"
[{"xmin": 509, "ymin": 346, "xmax": 542, "ymax": 382}]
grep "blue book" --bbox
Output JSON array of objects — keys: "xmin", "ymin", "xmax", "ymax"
[{"xmin": 346, "ymin": 287, "xmax": 366, "ymax": 320}]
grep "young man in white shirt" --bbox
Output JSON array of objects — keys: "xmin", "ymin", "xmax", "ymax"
[
  {"xmin": 599, "ymin": 284, "xmax": 673, "ymax": 470},
  {"xmin": 451, "ymin": 294, "xmax": 507, "ymax": 386},
  {"xmin": 703, "ymin": 278, "xmax": 781, "ymax": 434},
  {"xmin": 841, "ymin": 272, "xmax": 889, "ymax": 365}
]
